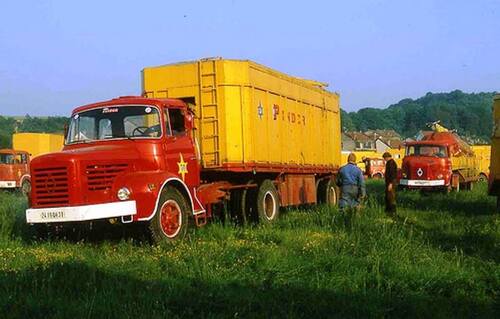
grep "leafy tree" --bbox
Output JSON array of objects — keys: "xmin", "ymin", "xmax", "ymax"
[{"xmin": 342, "ymin": 90, "xmax": 496, "ymax": 142}]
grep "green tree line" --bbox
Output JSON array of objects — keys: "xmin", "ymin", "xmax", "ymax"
[
  {"xmin": 0, "ymin": 90, "xmax": 496, "ymax": 148},
  {"xmin": 0, "ymin": 115, "xmax": 68, "ymax": 149},
  {"xmin": 341, "ymin": 90, "xmax": 496, "ymax": 142}
]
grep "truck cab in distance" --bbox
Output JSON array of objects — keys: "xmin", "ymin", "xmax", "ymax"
[
  {"xmin": 0, "ymin": 149, "xmax": 31, "ymax": 194},
  {"xmin": 400, "ymin": 141, "xmax": 453, "ymax": 189},
  {"xmin": 362, "ymin": 157, "xmax": 385, "ymax": 179},
  {"xmin": 400, "ymin": 125, "xmax": 479, "ymax": 192}
]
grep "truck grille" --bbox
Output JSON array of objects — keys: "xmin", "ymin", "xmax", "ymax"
[
  {"xmin": 33, "ymin": 167, "xmax": 69, "ymax": 207},
  {"xmin": 86, "ymin": 163, "xmax": 128, "ymax": 191}
]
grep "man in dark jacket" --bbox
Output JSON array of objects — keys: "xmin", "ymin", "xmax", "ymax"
[
  {"xmin": 383, "ymin": 152, "xmax": 398, "ymax": 216},
  {"xmin": 337, "ymin": 153, "xmax": 366, "ymax": 209}
]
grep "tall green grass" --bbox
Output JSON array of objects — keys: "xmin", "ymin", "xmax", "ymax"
[{"xmin": 0, "ymin": 183, "xmax": 498, "ymax": 318}]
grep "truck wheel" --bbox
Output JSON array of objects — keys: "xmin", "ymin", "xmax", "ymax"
[
  {"xmin": 149, "ymin": 186, "xmax": 190, "ymax": 243},
  {"xmin": 229, "ymin": 190, "xmax": 248, "ymax": 225},
  {"xmin": 478, "ymin": 174, "xmax": 487, "ymax": 183},
  {"xmin": 255, "ymin": 180, "xmax": 279, "ymax": 223},
  {"xmin": 468, "ymin": 182, "xmax": 474, "ymax": 191},
  {"xmin": 20, "ymin": 180, "xmax": 31, "ymax": 197},
  {"xmin": 229, "ymin": 179, "xmax": 256, "ymax": 225},
  {"xmin": 372, "ymin": 173, "xmax": 383, "ymax": 179},
  {"xmin": 317, "ymin": 179, "xmax": 338, "ymax": 206}
]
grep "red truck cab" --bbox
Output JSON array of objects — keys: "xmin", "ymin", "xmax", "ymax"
[
  {"xmin": 26, "ymin": 97, "xmax": 204, "ymax": 239},
  {"xmin": 399, "ymin": 141, "xmax": 452, "ymax": 189},
  {"xmin": 362, "ymin": 157, "xmax": 385, "ymax": 179},
  {"xmin": 0, "ymin": 149, "xmax": 31, "ymax": 193}
]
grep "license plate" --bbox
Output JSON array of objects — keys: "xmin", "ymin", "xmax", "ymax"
[{"xmin": 40, "ymin": 210, "xmax": 66, "ymax": 220}]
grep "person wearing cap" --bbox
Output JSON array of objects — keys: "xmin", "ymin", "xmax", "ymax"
[
  {"xmin": 383, "ymin": 151, "xmax": 398, "ymax": 216},
  {"xmin": 337, "ymin": 153, "xmax": 366, "ymax": 209}
]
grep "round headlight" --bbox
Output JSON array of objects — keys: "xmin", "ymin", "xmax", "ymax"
[
  {"xmin": 117, "ymin": 187, "xmax": 131, "ymax": 201},
  {"xmin": 437, "ymin": 174, "xmax": 443, "ymax": 179}
]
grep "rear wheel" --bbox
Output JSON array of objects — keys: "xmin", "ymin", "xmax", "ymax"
[
  {"xmin": 317, "ymin": 178, "xmax": 338, "ymax": 206},
  {"xmin": 478, "ymin": 174, "xmax": 487, "ymax": 183},
  {"xmin": 149, "ymin": 186, "xmax": 190, "ymax": 243},
  {"xmin": 229, "ymin": 181, "xmax": 255, "ymax": 225},
  {"xmin": 255, "ymin": 180, "xmax": 279, "ymax": 223}
]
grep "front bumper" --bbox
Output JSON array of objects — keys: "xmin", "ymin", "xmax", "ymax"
[
  {"xmin": 0, "ymin": 181, "xmax": 17, "ymax": 188},
  {"xmin": 26, "ymin": 200, "xmax": 137, "ymax": 224},
  {"xmin": 399, "ymin": 179, "xmax": 445, "ymax": 187}
]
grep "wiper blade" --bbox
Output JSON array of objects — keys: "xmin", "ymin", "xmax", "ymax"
[{"xmin": 69, "ymin": 139, "xmax": 96, "ymax": 145}]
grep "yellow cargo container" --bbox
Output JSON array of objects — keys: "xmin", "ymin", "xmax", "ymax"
[
  {"xmin": 489, "ymin": 95, "xmax": 500, "ymax": 206},
  {"xmin": 12, "ymin": 133, "xmax": 64, "ymax": 158},
  {"xmin": 470, "ymin": 145, "xmax": 491, "ymax": 179},
  {"xmin": 142, "ymin": 58, "xmax": 341, "ymax": 171}
]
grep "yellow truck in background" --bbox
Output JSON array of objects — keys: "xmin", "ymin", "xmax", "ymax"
[
  {"xmin": 489, "ymin": 94, "xmax": 500, "ymax": 212},
  {"xmin": 12, "ymin": 133, "xmax": 64, "ymax": 158}
]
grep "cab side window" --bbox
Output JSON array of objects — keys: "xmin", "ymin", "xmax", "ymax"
[
  {"xmin": 168, "ymin": 109, "xmax": 186, "ymax": 136},
  {"xmin": 14, "ymin": 155, "xmax": 20, "ymax": 164}
]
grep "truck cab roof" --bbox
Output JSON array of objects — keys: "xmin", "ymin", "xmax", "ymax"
[
  {"xmin": 405, "ymin": 140, "xmax": 451, "ymax": 147},
  {"xmin": 72, "ymin": 96, "xmax": 187, "ymax": 114},
  {"xmin": 0, "ymin": 149, "xmax": 29, "ymax": 155}
]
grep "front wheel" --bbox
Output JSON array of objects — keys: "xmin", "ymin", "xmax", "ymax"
[
  {"xmin": 20, "ymin": 180, "xmax": 31, "ymax": 197},
  {"xmin": 372, "ymin": 173, "xmax": 383, "ymax": 179},
  {"xmin": 149, "ymin": 186, "xmax": 190, "ymax": 243}
]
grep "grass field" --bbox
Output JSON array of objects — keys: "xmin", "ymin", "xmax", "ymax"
[{"xmin": 0, "ymin": 181, "xmax": 499, "ymax": 318}]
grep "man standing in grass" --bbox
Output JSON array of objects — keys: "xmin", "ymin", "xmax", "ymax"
[
  {"xmin": 337, "ymin": 153, "xmax": 366, "ymax": 209},
  {"xmin": 383, "ymin": 152, "xmax": 398, "ymax": 217}
]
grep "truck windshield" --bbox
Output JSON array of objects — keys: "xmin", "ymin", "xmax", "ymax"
[
  {"xmin": 66, "ymin": 105, "xmax": 161, "ymax": 144},
  {"xmin": 406, "ymin": 145, "xmax": 448, "ymax": 158},
  {"xmin": 0, "ymin": 154, "xmax": 14, "ymax": 164}
]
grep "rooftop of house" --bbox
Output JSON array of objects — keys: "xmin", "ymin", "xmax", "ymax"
[{"xmin": 344, "ymin": 132, "xmax": 372, "ymax": 143}]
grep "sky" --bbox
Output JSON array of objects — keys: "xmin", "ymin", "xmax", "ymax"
[{"xmin": 0, "ymin": 0, "xmax": 499, "ymax": 116}]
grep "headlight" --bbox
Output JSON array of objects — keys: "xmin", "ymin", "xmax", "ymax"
[
  {"xmin": 437, "ymin": 174, "xmax": 443, "ymax": 179},
  {"xmin": 402, "ymin": 172, "xmax": 407, "ymax": 178},
  {"xmin": 117, "ymin": 187, "xmax": 131, "ymax": 201}
]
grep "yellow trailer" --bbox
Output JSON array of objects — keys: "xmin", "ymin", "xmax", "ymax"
[
  {"xmin": 142, "ymin": 58, "xmax": 341, "ymax": 172},
  {"xmin": 12, "ymin": 133, "xmax": 64, "ymax": 158},
  {"xmin": 489, "ymin": 94, "xmax": 500, "ymax": 211},
  {"xmin": 470, "ymin": 145, "xmax": 491, "ymax": 181}
]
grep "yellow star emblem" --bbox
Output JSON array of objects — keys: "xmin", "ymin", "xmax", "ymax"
[{"xmin": 177, "ymin": 153, "xmax": 188, "ymax": 181}]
